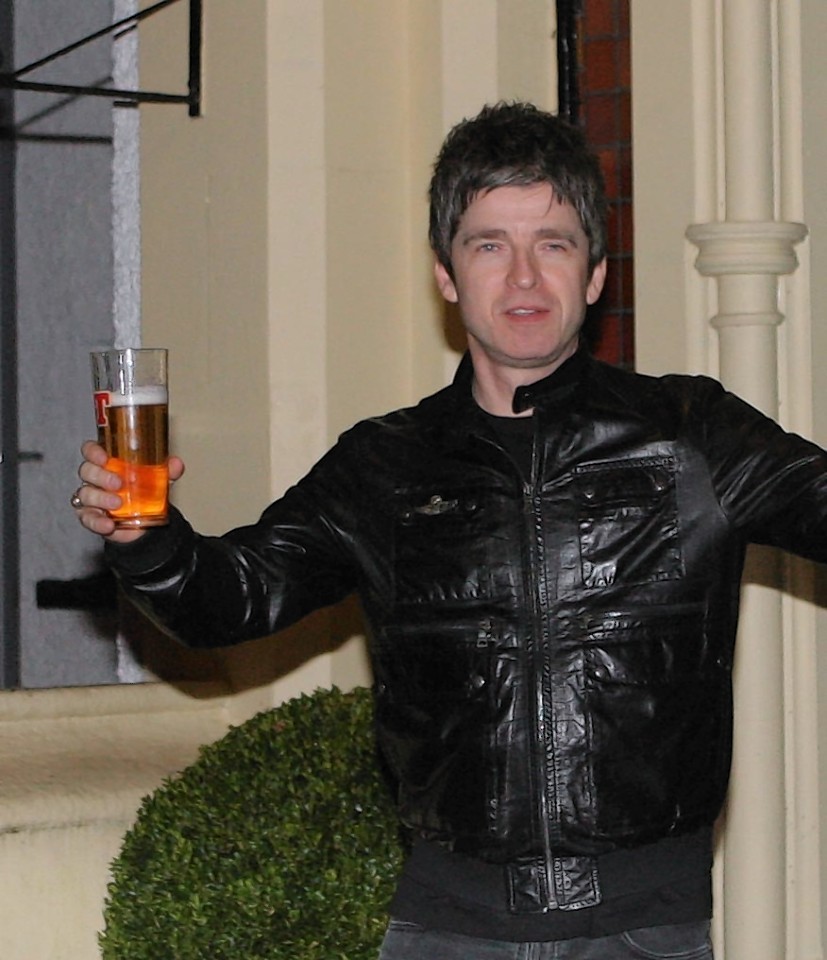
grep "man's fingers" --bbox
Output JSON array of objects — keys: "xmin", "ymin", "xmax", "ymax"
[
  {"xmin": 80, "ymin": 506, "xmax": 145, "ymax": 543},
  {"xmin": 74, "ymin": 440, "xmax": 180, "ymax": 544},
  {"xmin": 168, "ymin": 456, "xmax": 185, "ymax": 484},
  {"xmin": 80, "ymin": 439, "xmax": 109, "ymax": 466}
]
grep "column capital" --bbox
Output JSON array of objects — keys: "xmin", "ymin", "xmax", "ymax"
[{"xmin": 686, "ymin": 220, "xmax": 807, "ymax": 277}]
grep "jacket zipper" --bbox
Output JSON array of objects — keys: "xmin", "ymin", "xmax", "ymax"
[
  {"xmin": 522, "ymin": 417, "xmax": 557, "ymax": 906},
  {"xmin": 474, "ymin": 421, "xmax": 557, "ymax": 901}
]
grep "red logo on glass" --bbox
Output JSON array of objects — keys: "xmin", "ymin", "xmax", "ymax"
[{"xmin": 94, "ymin": 391, "xmax": 111, "ymax": 428}]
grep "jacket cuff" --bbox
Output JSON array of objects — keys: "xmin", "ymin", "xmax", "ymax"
[{"xmin": 103, "ymin": 505, "xmax": 195, "ymax": 581}]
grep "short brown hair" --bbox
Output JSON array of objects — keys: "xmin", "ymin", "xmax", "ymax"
[{"xmin": 429, "ymin": 101, "xmax": 608, "ymax": 277}]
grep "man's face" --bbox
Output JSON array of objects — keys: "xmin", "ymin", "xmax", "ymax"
[{"xmin": 434, "ymin": 183, "xmax": 606, "ymax": 384}]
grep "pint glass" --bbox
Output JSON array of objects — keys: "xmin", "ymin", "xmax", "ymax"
[{"xmin": 90, "ymin": 348, "xmax": 169, "ymax": 528}]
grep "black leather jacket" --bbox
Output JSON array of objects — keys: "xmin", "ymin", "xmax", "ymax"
[{"xmin": 109, "ymin": 351, "xmax": 827, "ymax": 913}]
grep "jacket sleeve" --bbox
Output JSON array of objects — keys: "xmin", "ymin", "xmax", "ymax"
[
  {"xmin": 105, "ymin": 442, "xmax": 363, "ymax": 649},
  {"xmin": 689, "ymin": 376, "xmax": 827, "ymax": 562}
]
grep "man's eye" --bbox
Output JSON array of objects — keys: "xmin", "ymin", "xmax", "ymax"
[{"xmin": 478, "ymin": 242, "xmax": 500, "ymax": 252}]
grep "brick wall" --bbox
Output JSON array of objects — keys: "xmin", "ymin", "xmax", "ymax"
[{"xmin": 579, "ymin": 0, "xmax": 634, "ymax": 368}]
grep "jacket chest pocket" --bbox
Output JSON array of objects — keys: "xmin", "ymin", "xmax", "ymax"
[
  {"xmin": 392, "ymin": 485, "xmax": 503, "ymax": 605},
  {"xmin": 573, "ymin": 456, "xmax": 683, "ymax": 588}
]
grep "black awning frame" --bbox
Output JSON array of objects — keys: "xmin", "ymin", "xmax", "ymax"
[{"xmin": 0, "ymin": 0, "xmax": 202, "ymax": 117}]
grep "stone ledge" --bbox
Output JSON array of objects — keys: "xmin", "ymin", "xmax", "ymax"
[
  {"xmin": 0, "ymin": 682, "xmax": 232, "ymax": 833},
  {"xmin": 0, "ymin": 678, "xmax": 228, "ymax": 721}
]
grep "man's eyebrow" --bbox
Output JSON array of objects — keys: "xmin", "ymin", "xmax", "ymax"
[
  {"xmin": 459, "ymin": 227, "xmax": 580, "ymax": 246},
  {"xmin": 459, "ymin": 228, "xmax": 507, "ymax": 246},
  {"xmin": 536, "ymin": 227, "xmax": 579, "ymax": 245}
]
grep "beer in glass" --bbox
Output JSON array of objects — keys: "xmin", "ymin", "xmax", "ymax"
[{"xmin": 90, "ymin": 348, "xmax": 169, "ymax": 528}]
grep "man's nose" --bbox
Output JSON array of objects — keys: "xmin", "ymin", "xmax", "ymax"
[{"xmin": 507, "ymin": 249, "xmax": 539, "ymax": 288}]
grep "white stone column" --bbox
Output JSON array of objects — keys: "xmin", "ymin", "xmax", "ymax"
[
  {"xmin": 686, "ymin": 2, "xmax": 807, "ymax": 958},
  {"xmin": 688, "ymin": 221, "xmax": 805, "ymax": 960}
]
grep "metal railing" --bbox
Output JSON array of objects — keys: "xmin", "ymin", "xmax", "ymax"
[{"xmin": 0, "ymin": 0, "xmax": 202, "ymax": 116}]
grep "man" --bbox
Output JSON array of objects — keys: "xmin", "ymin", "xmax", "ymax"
[{"xmin": 74, "ymin": 102, "xmax": 827, "ymax": 959}]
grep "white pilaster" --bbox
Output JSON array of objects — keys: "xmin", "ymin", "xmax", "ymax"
[
  {"xmin": 685, "ymin": 2, "xmax": 812, "ymax": 959},
  {"xmin": 688, "ymin": 219, "xmax": 806, "ymax": 960}
]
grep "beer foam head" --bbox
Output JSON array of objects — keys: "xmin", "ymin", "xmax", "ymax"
[{"xmin": 108, "ymin": 385, "xmax": 168, "ymax": 406}]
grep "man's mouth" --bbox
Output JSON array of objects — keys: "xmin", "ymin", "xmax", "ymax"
[{"xmin": 506, "ymin": 306, "xmax": 547, "ymax": 318}]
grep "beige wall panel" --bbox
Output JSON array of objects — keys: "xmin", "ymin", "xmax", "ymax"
[
  {"xmin": 322, "ymin": 0, "xmax": 415, "ymax": 690},
  {"xmin": 0, "ymin": 825, "xmax": 126, "ymax": 960},
  {"xmin": 632, "ymin": 1, "xmax": 706, "ymax": 376},
  {"xmin": 800, "ymin": 3, "xmax": 827, "ymax": 446},
  {"xmin": 140, "ymin": 1, "xmax": 271, "ymax": 535},
  {"xmin": 407, "ymin": 2, "xmax": 454, "ymax": 402},
  {"xmin": 266, "ymin": 1, "xmax": 328, "ymax": 498},
  {"xmin": 441, "ymin": 0, "xmax": 499, "ymax": 124},
  {"xmin": 0, "ymin": 684, "xmax": 229, "ymax": 960},
  {"xmin": 139, "ymin": 2, "xmax": 340, "ymax": 699},
  {"xmin": 324, "ymin": 0, "xmax": 413, "ymax": 433},
  {"xmin": 497, "ymin": 0, "xmax": 557, "ymax": 107},
  {"xmin": 799, "ymin": 0, "xmax": 827, "ymax": 944},
  {"xmin": 441, "ymin": 0, "xmax": 556, "ymax": 126}
]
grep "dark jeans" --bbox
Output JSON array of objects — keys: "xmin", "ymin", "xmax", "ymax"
[{"xmin": 378, "ymin": 920, "xmax": 713, "ymax": 960}]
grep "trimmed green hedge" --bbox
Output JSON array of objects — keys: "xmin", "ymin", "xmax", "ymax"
[{"xmin": 100, "ymin": 686, "xmax": 405, "ymax": 959}]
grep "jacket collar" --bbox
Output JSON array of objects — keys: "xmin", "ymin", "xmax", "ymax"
[
  {"xmin": 433, "ymin": 348, "xmax": 593, "ymax": 458},
  {"xmin": 450, "ymin": 346, "xmax": 591, "ymax": 415}
]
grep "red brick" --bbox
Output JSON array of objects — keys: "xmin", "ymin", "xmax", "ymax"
[
  {"xmin": 617, "ymin": 35, "xmax": 632, "ymax": 88},
  {"xmin": 583, "ymin": 0, "xmax": 615, "ymax": 37},
  {"xmin": 583, "ymin": 38, "xmax": 618, "ymax": 93},
  {"xmin": 583, "ymin": 95, "xmax": 617, "ymax": 146},
  {"xmin": 618, "ymin": 144, "xmax": 633, "ymax": 197},
  {"xmin": 593, "ymin": 312, "xmax": 623, "ymax": 365},
  {"xmin": 599, "ymin": 148, "xmax": 619, "ymax": 199}
]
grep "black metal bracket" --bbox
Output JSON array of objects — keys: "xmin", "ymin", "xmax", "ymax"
[
  {"xmin": 0, "ymin": 0, "xmax": 202, "ymax": 117},
  {"xmin": 556, "ymin": 0, "xmax": 582, "ymax": 125},
  {"xmin": 36, "ymin": 571, "xmax": 118, "ymax": 613}
]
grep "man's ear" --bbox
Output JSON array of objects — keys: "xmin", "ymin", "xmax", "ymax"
[
  {"xmin": 586, "ymin": 258, "xmax": 608, "ymax": 305},
  {"xmin": 434, "ymin": 259, "xmax": 459, "ymax": 303}
]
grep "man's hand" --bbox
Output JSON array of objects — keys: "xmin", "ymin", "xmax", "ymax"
[{"xmin": 72, "ymin": 440, "xmax": 185, "ymax": 544}]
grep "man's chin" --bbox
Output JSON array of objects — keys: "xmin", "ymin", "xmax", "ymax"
[
  {"xmin": 467, "ymin": 335, "xmax": 581, "ymax": 375},
  {"xmin": 493, "ymin": 346, "xmax": 578, "ymax": 371}
]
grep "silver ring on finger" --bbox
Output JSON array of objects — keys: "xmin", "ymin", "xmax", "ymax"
[{"xmin": 70, "ymin": 491, "xmax": 84, "ymax": 509}]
